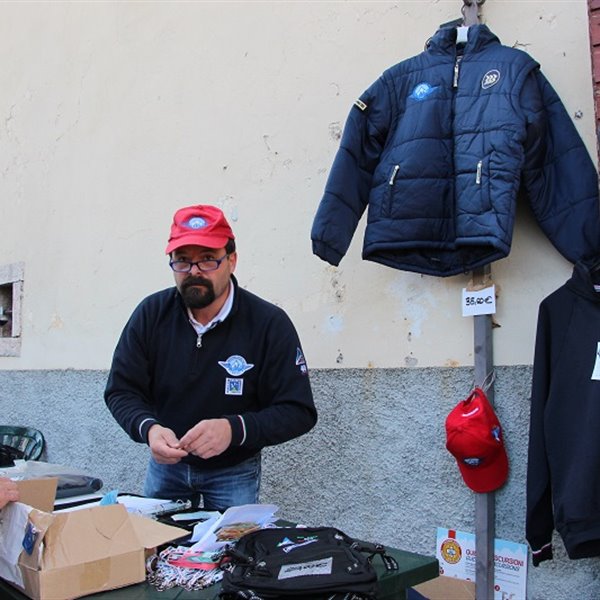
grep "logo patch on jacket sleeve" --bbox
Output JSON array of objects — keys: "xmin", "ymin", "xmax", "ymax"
[
  {"xmin": 296, "ymin": 347, "xmax": 308, "ymax": 375},
  {"xmin": 481, "ymin": 69, "xmax": 500, "ymax": 89},
  {"xmin": 409, "ymin": 82, "xmax": 438, "ymax": 101},
  {"xmin": 354, "ymin": 99, "xmax": 367, "ymax": 111}
]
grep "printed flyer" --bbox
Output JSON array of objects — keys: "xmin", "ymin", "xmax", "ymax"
[{"xmin": 436, "ymin": 527, "xmax": 528, "ymax": 600}]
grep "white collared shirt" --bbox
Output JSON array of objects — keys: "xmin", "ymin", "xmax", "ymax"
[{"xmin": 187, "ymin": 280, "xmax": 235, "ymax": 334}]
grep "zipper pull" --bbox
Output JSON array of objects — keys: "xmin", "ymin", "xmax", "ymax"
[
  {"xmin": 389, "ymin": 164, "xmax": 400, "ymax": 185},
  {"xmin": 196, "ymin": 334, "xmax": 203, "ymax": 348},
  {"xmin": 476, "ymin": 160, "xmax": 482, "ymax": 185},
  {"xmin": 453, "ymin": 56, "xmax": 462, "ymax": 88}
]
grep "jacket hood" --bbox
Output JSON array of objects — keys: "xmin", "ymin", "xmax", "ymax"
[
  {"xmin": 427, "ymin": 24, "xmax": 500, "ymax": 55},
  {"xmin": 566, "ymin": 257, "xmax": 600, "ymax": 303}
]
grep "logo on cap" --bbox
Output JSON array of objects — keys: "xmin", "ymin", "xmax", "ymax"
[{"xmin": 185, "ymin": 217, "xmax": 207, "ymax": 230}]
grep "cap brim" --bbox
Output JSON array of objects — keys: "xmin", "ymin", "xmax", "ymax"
[
  {"xmin": 165, "ymin": 235, "xmax": 230, "ymax": 254},
  {"xmin": 457, "ymin": 447, "xmax": 508, "ymax": 493}
]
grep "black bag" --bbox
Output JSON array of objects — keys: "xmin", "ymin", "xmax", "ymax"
[
  {"xmin": 219, "ymin": 526, "xmax": 398, "ymax": 600},
  {"xmin": 0, "ymin": 444, "xmax": 24, "ymax": 467}
]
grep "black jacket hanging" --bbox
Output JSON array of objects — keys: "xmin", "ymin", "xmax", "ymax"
[{"xmin": 526, "ymin": 257, "xmax": 600, "ymax": 565}]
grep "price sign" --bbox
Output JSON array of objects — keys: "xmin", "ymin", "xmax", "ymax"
[{"xmin": 462, "ymin": 285, "xmax": 496, "ymax": 317}]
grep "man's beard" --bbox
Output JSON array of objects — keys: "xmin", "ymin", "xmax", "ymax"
[{"xmin": 180, "ymin": 277, "xmax": 216, "ymax": 309}]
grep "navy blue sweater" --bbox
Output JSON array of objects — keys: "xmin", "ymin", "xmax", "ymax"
[
  {"xmin": 527, "ymin": 258, "xmax": 600, "ymax": 564},
  {"xmin": 104, "ymin": 277, "xmax": 317, "ymax": 469}
]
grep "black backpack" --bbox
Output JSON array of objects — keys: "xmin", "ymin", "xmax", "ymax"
[{"xmin": 219, "ymin": 526, "xmax": 398, "ymax": 600}]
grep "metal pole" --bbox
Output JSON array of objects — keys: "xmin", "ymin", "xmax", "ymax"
[{"xmin": 472, "ymin": 264, "xmax": 495, "ymax": 600}]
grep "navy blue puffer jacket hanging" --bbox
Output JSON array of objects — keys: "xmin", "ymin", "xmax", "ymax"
[{"xmin": 311, "ymin": 25, "xmax": 600, "ymax": 277}]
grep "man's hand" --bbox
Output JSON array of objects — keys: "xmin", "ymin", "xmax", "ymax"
[
  {"xmin": 147, "ymin": 424, "xmax": 189, "ymax": 464},
  {"xmin": 0, "ymin": 477, "xmax": 19, "ymax": 509},
  {"xmin": 179, "ymin": 419, "xmax": 233, "ymax": 459}
]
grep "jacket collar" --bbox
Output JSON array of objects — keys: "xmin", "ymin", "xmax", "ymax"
[
  {"xmin": 427, "ymin": 24, "xmax": 500, "ymax": 56},
  {"xmin": 567, "ymin": 259, "xmax": 600, "ymax": 303}
]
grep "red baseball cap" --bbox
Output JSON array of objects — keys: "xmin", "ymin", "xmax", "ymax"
[
  {"xmin": 165, "ymin": 205, "xmax": 235, "ymax": 254},
  {"xmin": 445, "ymin": 387, "xmax": 508, "ymax": 493}
]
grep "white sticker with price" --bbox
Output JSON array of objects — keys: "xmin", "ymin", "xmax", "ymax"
[{"xmin": 462, "ymin": 285, "xmax": 496, "ymax": 317}]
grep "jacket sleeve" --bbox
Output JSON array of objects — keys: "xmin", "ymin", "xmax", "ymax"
[
  {"xmin": 311, "ymin": 76, "xmax": 392, "ymax": 266},
  {"xmin": 526, "ymin": 299, "xmax": 554, "ymax": 566},
  {"xmin": 225, "ymin": 309, "xmax": 317, "ymax": 449},
  {"xmin": 104, "ymin": 302, "xmax": 159, "ymax": 445},
  {"xmin": 521, "ymin": 69, "xmax": 600, "ymax": 265}
]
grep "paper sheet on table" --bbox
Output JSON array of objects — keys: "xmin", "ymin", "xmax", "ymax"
[
  {"xmin": 55, "ymin": 494, "xmax": 188, "ymax": 517},
  {"xmin": 191, "ymin": 512, "xmax": 222, "ymax": 542},
  {"xmin": 0, "ymin": 502, "xmax": 32, "ymax": 588},
  {"xmin": 189, "ymin": 503, "xmax": 278, "ymax": 552}
]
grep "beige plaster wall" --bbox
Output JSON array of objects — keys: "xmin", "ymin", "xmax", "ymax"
[{"xmin": 0, "ymin": 0, "xmax": 595, "ymax": 369}]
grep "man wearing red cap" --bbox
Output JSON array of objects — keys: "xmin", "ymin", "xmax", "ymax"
[{"xmin": 105, "ymin": 205, "xmax": 317, "ymax": 510}]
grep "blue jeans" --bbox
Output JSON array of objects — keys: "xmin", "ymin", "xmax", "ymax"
[{"xmin": 143, "ymin": 454, "xmax": 261, "ymax": 511}]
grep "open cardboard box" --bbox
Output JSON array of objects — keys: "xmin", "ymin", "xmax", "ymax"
[
  {"xmin": 0, "ymin": 478, "xmax": 187, "ymax": 600},
  {"xmin": 409, "ymin": 575, "xmax": 476, "ymax": 600}
]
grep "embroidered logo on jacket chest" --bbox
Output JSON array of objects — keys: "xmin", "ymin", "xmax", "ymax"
[
  {"xmin": 219, "ymin": 355, "xmax": 254, "ymax": 396},
  {"xmin": 481, "ymin": 69, "xmax": 500, "ymax": 90},
  {"xmin": 409, "ymin": 82, "xmax": 438, "ymax": 101}
]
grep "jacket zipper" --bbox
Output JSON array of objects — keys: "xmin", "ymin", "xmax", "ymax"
[
  {"xmin": 389, "ymin": 164, "xmax": 400, "ymax": 186},
  {"xmin": 195, "ymin": 320, "xmax": 220, "ymax": 349},
  {"xmin": 453, "ymin": 55, "xmax": 463, "ymax": 88},
  {"xmin": 476, "ymin": 160, "xmax": 482, "ymax": 184}
]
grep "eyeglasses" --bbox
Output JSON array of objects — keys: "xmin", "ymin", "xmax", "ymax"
[{"xmin": 169, "ymin": 254, "xmax": 230, "ymax": 273}]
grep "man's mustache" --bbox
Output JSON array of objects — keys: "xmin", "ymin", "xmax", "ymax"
[{"xmin": 182, "ymin": 277, "xmax": 212, "ymax": 290}]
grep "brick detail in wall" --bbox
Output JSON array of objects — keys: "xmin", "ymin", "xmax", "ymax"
[{"xmin": 589, "ymin": 0, "xmax": 600, "ymax": 150}]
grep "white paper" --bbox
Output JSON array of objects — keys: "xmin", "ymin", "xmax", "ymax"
[
  {"xmin": 0, "ymin": 502, "xmax": 33, "ymax": 588},
  {"xmin": 189, "ymin": 503, "xmax": 278, "ymax": 552},
  {"xmin": 191, "ymin": 512, "xmax": 222, "ymax": 542},
  {"xmin": 54, "ymin": 494, "xmax": 188, "ymax": 516},
  {"xmin": 172, "ymin": 510, "xmax": 220, "ymax": 522},
  {"xmin": 462, "ymin": 285, "xmax": 496, "ymax": 317}
]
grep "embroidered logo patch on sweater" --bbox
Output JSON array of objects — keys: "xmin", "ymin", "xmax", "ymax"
[
  {"xmin": 218, "ymin": 355, "xmax": 254, "ymax": 376},
  {"xmin": 225, "ymin": 378, "xmax": 243, "ymax": 395}
]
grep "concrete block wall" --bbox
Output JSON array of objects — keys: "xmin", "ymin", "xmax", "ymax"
[{"xmin": 1, "ymin": 366, "xmax": 596, "ymax": 599}]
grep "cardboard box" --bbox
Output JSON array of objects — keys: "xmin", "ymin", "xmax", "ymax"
[
  {"xmin": 409, "ymin": 575, "xmax": 476, "ymax": 600},
  {"xmin": 1, "ymin": 479, "xmax": 187, "ymax": 600},
  {"xmin": 15, "ymin": 478, "xmax": 58, "ymax": 513}
]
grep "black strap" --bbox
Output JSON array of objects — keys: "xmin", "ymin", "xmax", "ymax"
[{"xmin": 355, "ymin": 542, "xmax": 398, "ymax": 572}]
